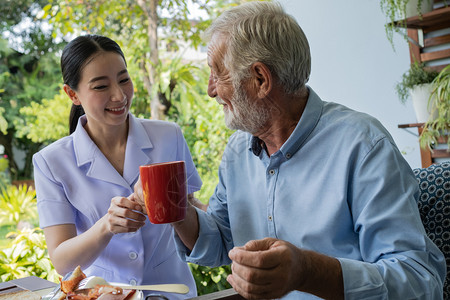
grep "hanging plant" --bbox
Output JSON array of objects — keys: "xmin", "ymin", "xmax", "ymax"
[{"xmin": 380, "ymin": 0, "xmax": 433, "ymax": 50}]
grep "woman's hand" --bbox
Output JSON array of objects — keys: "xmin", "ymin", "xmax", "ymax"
[
  {"xmin": 44, "ymin": 195, "xmax": 147, "ymax": 275},
  {"xmin": 132, "ymin": 177, "xmax": 147, "ymax": 214},
  {"xmin": 104, "ymin": 195, "xmax": 147, "ymax": 234}
]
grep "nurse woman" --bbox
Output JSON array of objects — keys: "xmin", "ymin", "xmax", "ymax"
[{"xmin": 32, "ymin": 35, "xmax": 201, "ymax": 299}]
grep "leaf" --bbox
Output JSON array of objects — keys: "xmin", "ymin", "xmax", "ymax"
[
  {"xmin": 0, "ymin": 116, "xmax": 7, "ymax": 135},
  {"xmin": 43, "ymin": 4, "xmax": 52, "ymax": 12},
  {"xmin": 211, "ymin": 273, "xmax": 221, "ymax": 283}
]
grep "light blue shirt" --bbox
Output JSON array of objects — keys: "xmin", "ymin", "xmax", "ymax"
[
  {"xmin": 33, "ymin": 114, "xmax": 202, "ymax": 299},
  {"xmin": 175, "ymin": 88, "xmax": 446, "ymax": 299}
]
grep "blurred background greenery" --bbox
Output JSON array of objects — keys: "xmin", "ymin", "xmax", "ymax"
[{"xmin": 0, "ymin": 0, "xmax": 263, "ymax": 295}]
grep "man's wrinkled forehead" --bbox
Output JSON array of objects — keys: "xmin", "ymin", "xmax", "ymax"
[{"xmin": 207, "ymin": 33, "xmax": 228, "ymax": 72}]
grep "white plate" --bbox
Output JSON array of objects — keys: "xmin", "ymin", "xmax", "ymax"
[
  {"xmin": 41, "ymin": 282, "xmax": 143, "ymax": 300},
  {"xmin": 109, "ymin": 282, "xmax": 143, "ymax": 300},
  {"xmin": 81, "ymin": 277, "xmax": 143, "ymax": 300}
]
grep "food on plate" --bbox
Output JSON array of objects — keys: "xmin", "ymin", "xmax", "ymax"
[
  {"xmin": 61, "ymin": 266, "xmax": 87, "ymax": 294},
  {"xmin": 53, "ymin": 266, "xmax": 136, "ymax": 300},
  {"xmin": 53, "ymin": 265, "xmax": 87, "ymax": 300},
  {"xmin": 66, "ymin": 285, "xmax": 136, "ymax": 300}
]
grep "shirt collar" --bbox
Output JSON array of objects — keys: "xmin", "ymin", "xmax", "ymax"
[
  {"xmin": 126, "ymin": 113, "xmax": 154, "ymax": 153},
  {"xmin": 72, "ymin": 113, "xmax": 154, "ymax": 187},
  {"xmin": 73, "ymin": 113, "xmax": 153, "ymax": 164},
  {"xmin": 72, "ymin": 115, "xmax": 97, "ymax": 166},
  {"xmin": 249, "ymin": 86, "xmax": 323, "ymax": 159}
]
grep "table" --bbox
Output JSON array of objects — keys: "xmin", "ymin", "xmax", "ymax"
[
  {"xmin": 0, "ymin": 276, "xmax": 57, "ymax": 298},
  {"xmin": 0, "ymin": 276, "xmax": 244, "ymax": 299}
]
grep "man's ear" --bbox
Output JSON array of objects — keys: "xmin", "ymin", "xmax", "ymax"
[
  {"xmin": 63, "ymin": 84, "xmax": 81, "ymax": 105},
  {"xmin": 250, "ymin": 62, "xmax": 272, "ymax": 99}
]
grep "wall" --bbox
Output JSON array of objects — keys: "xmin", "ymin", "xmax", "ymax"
[{"xmin": 278, "ymin": 0, "xmax": 422, "ymax": 168}]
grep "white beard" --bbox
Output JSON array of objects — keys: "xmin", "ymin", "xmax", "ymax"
[{"xmin": 221, "ymin": 84, "xmax": 271, "ymax": 134}]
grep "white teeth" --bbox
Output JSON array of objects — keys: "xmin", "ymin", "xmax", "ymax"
[
  {"xmin": 107, "ymin": 101, "xmax": 127, "ymax": 111},
  {"xmin": 108, "ymin": 106, "xmax": 124, "ymax": 111}
]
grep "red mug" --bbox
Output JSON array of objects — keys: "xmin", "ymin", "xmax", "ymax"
[{"xmin": 139, "ymin": 161, "xmax": 188, "ymax": 224}]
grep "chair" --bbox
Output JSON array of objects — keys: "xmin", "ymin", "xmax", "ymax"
[{"xmin": 413, "ymin": 161, "xmax": 450, "ymax": 299}]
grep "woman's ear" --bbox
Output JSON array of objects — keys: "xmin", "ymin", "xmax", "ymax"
[
  {"xmin": 250, "ymin": 62, "xmax": 272, "ymax": 99},
  {"xmin": 63, "ymin": 84, "xmax": 81, "ymax": 105}
]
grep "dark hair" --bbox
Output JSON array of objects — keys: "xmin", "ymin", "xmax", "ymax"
[{"xmin": 61, "ymin": 35, "xmax": 126, "ymax": 134}]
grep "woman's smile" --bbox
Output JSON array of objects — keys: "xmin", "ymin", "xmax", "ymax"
[{"xmin": 105, "ymin": 100, "xmax": 128, "ymax": 114}]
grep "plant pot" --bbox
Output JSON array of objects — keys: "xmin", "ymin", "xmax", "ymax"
[
  {"xmin": 410, "ymin": 83, "xmax": 438, "ymax": 123},
  {"xmin": 404, "ymin": 0, "xmax": 434, "ymax": 18}
]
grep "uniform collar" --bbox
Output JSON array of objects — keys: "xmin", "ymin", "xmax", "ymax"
[{"xmin": 73, "ymin": 113, "xmax": 153, "ymax": 188}]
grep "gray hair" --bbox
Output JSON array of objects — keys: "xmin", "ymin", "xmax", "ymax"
[{"xmin": 203, "ymin": 1, "xmax": 311, "ymax": 95}]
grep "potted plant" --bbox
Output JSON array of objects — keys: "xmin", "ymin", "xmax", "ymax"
[
  {"xmin": 380, "ymin": 0, "xmax": 434, "ymax": 49},
  {"xmin": 419, "ymin": 64, "xmax": 450, "ymax": 151},
  {"xmin": 396, "ymin": 62, "xmax": 439, "ymax": 123}
]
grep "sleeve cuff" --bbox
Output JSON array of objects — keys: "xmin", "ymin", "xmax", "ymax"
[
  {"xmin": 174, "ymin": 207, "xmax": 231, "ymax": 267},
  {"xmin": 338, "ymin": 257, "xmax": 387, "ymax": 299}
]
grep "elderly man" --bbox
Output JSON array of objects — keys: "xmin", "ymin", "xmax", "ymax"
[{"xmin": 135, "ymin": 1, "xmax": 445, "ymax": 299}]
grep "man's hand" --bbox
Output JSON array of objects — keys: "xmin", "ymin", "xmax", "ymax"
[
  {"xmin": 227, "ymin": 238, "xmax": 343, "ymax": 300},
  {"xmin": 188, "ymin": 194, "xmax": 208, "ymax": 211},
  {"xmin": 227, "ymin": 238, "xmax": 303, "ymax": 299}
]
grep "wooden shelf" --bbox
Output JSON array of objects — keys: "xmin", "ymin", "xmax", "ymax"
[
  {"xmin": 398, "ymin": 123, "xmax": 425, "ymax": 128},
  {"xmin": 393, "ymin": 3, "xmax": 450, "ymax": 167},
  {"xmin": 400, "ymin": 6, "xmax": 450, "ymax": 32},
  {"xmin": 391, "ymin": 4, "xmax": 450, "ymax": 69}
]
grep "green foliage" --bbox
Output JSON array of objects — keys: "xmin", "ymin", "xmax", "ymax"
[
  {"xmin": 420, "ymin": 64, "xmax": 450, "ymax": 151},
  {"xmin": 40, "ymin": 0, "xmax": 254, "ymax": 120},
  {"xmin": 0, "ymin": 0, "xmax": 65, "ymax": 180},
  {"xmin": 0, "ymin": 29, "xmax": 62, "ymax": 179},
  {"xmin": 40, "ymin": 0, "xmax": 211, "ymax": 118},
  {"xmin": 167, "ymin": 64, "xmax": 233, "ymax": 201},
  {"xmin": 0, "ymin": 184, "xmax": 37, "ymax": 226},
  {"xmin": 0, "ymin": 107, "xmax": 7, "ymax": 135},
  {"xmin": 395, "ymin": 62, "xmax": 439, "ymax": 103},
  {"xmin": 0, "ymin": 182, "xmax": 55, "ymax": 283},
  {"xmin": 0, "ymin": 155, "xmax": 11, "ymax": 189},
  {"xmin": 0, "ymin": 228, "xmax": 59, "ymax": 283},
  {"xmin": 16, "ymin": 89, "xmax": 71, "ymax": 144},
  {"xmin": 189, "ymin": 263, "xmax": 232, "ymax": 295},
  {"xmin": 41, "ymin": 0, "xmax": 241, "ymax": 50},
  {"xmin": 0, "ymin": 225, "xmax": 15, "ymax": 249},
  {"xmin": 0, "ymin": 156, "xmax": 8, "ymax": 172}
]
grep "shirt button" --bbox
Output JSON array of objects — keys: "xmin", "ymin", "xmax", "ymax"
[
  {"xmin": 268, "ymin": 215, "xmax": 273, "ymax": 221},
  {"xmin": 129, "ymin": 252, "xmax": 138, "ymax": 260},
  {"xmin": 269, "ymin": 169, "xmax": 275, "ymax": 175},
  {"xmin": 129, "ymin": 279, "xmax": 137, "ymax": 285},
  {"xmin": 286, "ymin": 153, "xmax": 292, "ymax": 159}
]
